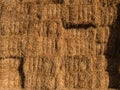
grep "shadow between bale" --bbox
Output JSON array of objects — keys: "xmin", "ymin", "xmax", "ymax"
[{"xmin": 105, "ymin": 3, "xmax": 120, "ymax": 89}]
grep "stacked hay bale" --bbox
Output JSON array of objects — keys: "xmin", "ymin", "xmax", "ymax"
[{"xmin": 0, "ymin": 0, "xmax": 119, "ymax": 90}]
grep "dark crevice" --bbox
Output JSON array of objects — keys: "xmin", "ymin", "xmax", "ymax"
[
  {"xmin": 36, "ymin": 13, "xmax": 41, "ymax": 19},
  {"xmin": 0, "ymin": 6, "xmax": 3, "ymax": 19},
  {"xmin": 0, "ymin": 56, "xmax": 25, "ymax": 89},
  {"xmin": 18, "ymin": 57, "xmax": 25, "ymax": 89},
  {"xmin": 36, "ymin": 0, "xmax": 41, "ymax": 4},
  {"xmin": 27, "ymin": 3, "xmax": 32, "ymax": 15},
  {"xmin": 0, "ymin": 56, "xmax": 22, "ymax": 60},
  {"xmin": 55, "ymin": 39, "xmax": 58, "ymax": 51},
  {"xmin": 19, "ymin": 0, "xmax": 23, "ymax": 2},
  {"xmin": 52, "ymin": 0, "xmax": 64, "ymax": 4},
  {"xmin": 62, "ymin": 22, "xmax": 96, "ymax": 29},
  {"xmin": 105, "ymin": 3, "xmax": 120, "ymax": 89},
  {"xmin": 46, "ymin": 22, "xmax": 50, "ymax": 37}
]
